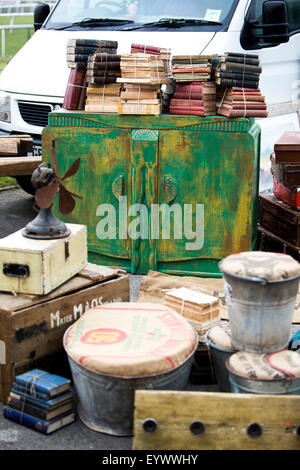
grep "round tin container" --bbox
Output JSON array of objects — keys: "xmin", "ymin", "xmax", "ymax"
[
  {"xmin": 226, "ymin": 350, "xmax": 300, "ymax": 395},
  {"xmin": 63, "ymin": 302, "xmax": 198, "ymax": 436},
  {"xmin": 219, "ymin": 251, "xmax": 300, "ymax": 353},
  {"xmin": 205, "ymin": 324, "xmax": 238, "ymax": 392}
]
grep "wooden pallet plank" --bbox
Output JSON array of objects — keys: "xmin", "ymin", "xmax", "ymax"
[
  {"xmin": 0, "ymin": 156, "xmax": 42, "ymax": 176},
  {"xmin": 133, "ymin": 390, "xmax": 300, "ymax": 450}
]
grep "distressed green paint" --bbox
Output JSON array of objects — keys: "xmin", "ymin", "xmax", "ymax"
[
  {"xmin": 130, "ymin": 130, "xmax": 159, "ymax": 274},
  {"xmin": 43, "ymin": 111, "xmax": 260, "ymax": 277}
]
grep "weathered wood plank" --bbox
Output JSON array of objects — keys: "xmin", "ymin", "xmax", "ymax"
[
  {"xmin": 0, "ymin": 156, "xmax": 42, "ymax": 176},
  {"xmin": 133, "ymin": 390, "xmax": 300, "ymax": 450}
]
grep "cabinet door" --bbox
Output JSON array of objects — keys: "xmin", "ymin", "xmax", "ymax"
[
  {"xmin": 43, "ymin": 127, "xmax": 131, "ymax": 263},
  {"xmin": 158, "ymin": 129, "xmax": 259, "ymax": 263}
]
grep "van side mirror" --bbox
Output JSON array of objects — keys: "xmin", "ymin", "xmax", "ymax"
[
  {"xmin": 241, "ymin": 0, "xmax": 289, "ymax": 50},
  {"xmin": 34, "ymin": 3, "xmax": 50, "ymax": 31}
]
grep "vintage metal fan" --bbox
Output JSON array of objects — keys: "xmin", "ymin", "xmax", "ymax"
[{"xmin": 23, "ymin": 140, "xmax": 82, "ymax": 239}]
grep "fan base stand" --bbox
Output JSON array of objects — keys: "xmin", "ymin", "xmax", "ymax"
[{"xmin": 23, "ymin": 207, "xmax": 71, "ymax": 240}]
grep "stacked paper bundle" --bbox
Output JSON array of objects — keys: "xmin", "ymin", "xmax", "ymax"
[
  {"xmin": 215, "ymin": 52, "xmax": 261, "ymax": 89},
  {"xmin": 85, "ymin": 83, "xmax": 121, "ymax": 113},
  {"xmin": 169, "ymin": 82, "xmax": 217, "ymax": 116},
  {"xmin": 164, "ymin": 287, "xmax": 220, "ymax": 342},
  {"xmin": 86, "ymin": 52, "xmax": 121, "ymax": 85},
  {"xmin": 172, "ymin": 55, "xmax": 213, "ymax": 82},
  {"xmin": 217, "ymin": 86, "xmax": 268, "ymax": 118},
  {"xmin": 130, "ymin": 43, "xmax": 172, "ymax": 77},
  {"xmin": 63, "ymin": 39, "xmax": 118, "ymax": 110},
  {"xmin": 118, "ymin": 54, "xmax": 168, "ymax": 115},
  {"xmin": 215, "ymin": 52, "xmax": 268, "ymax": 118}
]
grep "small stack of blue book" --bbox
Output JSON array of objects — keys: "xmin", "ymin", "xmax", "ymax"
[{"xmin": 3, "ymin": 369, "xmax": 75, "ymax": 434}]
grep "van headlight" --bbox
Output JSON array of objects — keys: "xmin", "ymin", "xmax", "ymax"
[{"xmin": 0, "ymin": 92, "xmax": 11, "ymax": 123}]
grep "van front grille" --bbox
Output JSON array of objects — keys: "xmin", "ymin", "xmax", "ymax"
[{"xmin": 18, "ymin": 102, "xmax": 53, "ymax": 127}]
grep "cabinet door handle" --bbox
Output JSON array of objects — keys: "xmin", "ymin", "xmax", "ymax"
[
  {"xmin": 112, "ymin": 175, "xmax": 124, "ymax": 201},
  {"xmin": 164, "ymin": 176, "xmax": 177, "ymax": 204}
]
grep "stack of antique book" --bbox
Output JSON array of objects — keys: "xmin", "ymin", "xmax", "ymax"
[
  {"xmin": 169, "ymin": 82, "xmax": 217, "ymax": 116},
  {"xmin": 164, "ymin": 287, "xmax": 220, "ymax": 342},
  {"xmin": 117, "ymin": 52, "xmax": 168, "ymax": 115},
  {"xmin": 171, "ymin": 55, "xmax": 213, "ymax": 82},
  {"xmin": 258, "ymin": 131, "xmax": 300, "ymax": 261},
  {"xmin": 216, "ymin": 52, "xmax": 268, "ymax": 118},
  {"xmin": 86, "ymin": 52, "xmax": 120, "ymax": 85},
  {"xmin": 217, "ymin": 86, "xmax": 268, "ymax": 118},
  {"xmin": 84, "ymin": 52, "xmax": 121, "ymax": 113},
  {"xmin": 66, "ymin": 39, "xmax": 118, "ymax": 69},
  {"xmin": 63, "ymin": 39, "xmax": 118, "ymax": 110},
  {"xmin": 85, "ymin": 83, "xmax": 122, "ymax": 113},
  {"xmin": 130, "ymin": 43, "xmax": 171, "ymax": 77},
  {"xmin": 215, "ymin": 52, "xmax": 261, "ymax": 89},
  {"xmin": 3, "ymin": 369, "xmax": 75, "ymax": 434},
  {"xmin": 169, "ymin": 55, "xmax": 216, "ymax": 116}
]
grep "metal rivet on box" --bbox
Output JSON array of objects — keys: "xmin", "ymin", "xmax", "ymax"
[
  {"xmin": 247, "ymin": 422, "xmax": 263, "ymax": 438},
  {"xmin": 190, "ymin": 420, "xmax": 206, "ymax": 436},
  {"xmin": 142, "ymin": 418, "xmax": 158, "ymax": 434}
]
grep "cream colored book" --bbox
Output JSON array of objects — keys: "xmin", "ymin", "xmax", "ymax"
[
  {"xmin": 117, "ymin": 78, "xmax": 167, "ymax": 85},
  {"xmin": 118, "ymin": 102, "xmax": 161, "ymax": 115},
  {"xmin": 85, "ymin": 104, "xmax": 119, "ymax": 112}
]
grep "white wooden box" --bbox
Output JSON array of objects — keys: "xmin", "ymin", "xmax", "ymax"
[{"xmin": 0, "ymin": 224, "xmax": 87, "ymax": 295}]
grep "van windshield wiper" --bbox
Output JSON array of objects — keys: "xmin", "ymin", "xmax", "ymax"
[
  {"xmin": 124, "ymin": 18, "xmax": 222, "ymax": 30},
  {"xmin": 56, "ymin": 18, "xmax": 134, "ymax": 30}
]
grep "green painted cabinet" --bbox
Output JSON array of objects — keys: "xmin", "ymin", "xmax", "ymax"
[{"xmin": 42, "ymin": 112, "xmax": 260, "ymax": 276}]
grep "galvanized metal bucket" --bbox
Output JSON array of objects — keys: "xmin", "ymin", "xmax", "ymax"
[
  {"xmin": 63, "ymin": 326, "xmax": 198, "ymax": 437},
  {"xmin": 205, "ymin": 330, "xmax": 238, "ymax": 392},
  {"xmin": 227, "ymin": 368, "xmax": 300, "ymax": 395},
  {"xmin": 221, "ymin": 270, "xmax": 300, "ymax": 353}
]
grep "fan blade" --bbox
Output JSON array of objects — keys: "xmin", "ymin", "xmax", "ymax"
[
  {"xmin": 50, "ymin": 140, "xmax": 60, "ymax": 177},
  {"xmin": 35, "ymin": 182, "xmax": 58, "ymax": 209},
  {"xmin": 62, "ymin": 158, "xmax": 81, "ymax": 181},
  {"xmin": 59, "ymin": 184, "xmax": 76, "ymax": 215}
]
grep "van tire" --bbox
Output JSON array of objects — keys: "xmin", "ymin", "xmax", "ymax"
[{"xmin": 15, "ymin": 175, "xmax": 36, "ymax": 195}]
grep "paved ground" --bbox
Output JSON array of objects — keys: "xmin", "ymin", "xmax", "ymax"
[{"xmin": 0, "ymin": 187, "xmax": 218, "ymax": 450}]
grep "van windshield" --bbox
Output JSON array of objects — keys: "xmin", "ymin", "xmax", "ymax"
[{"xmin": 45, "ymin": 0, "xmax": 238, "ymax": 31}]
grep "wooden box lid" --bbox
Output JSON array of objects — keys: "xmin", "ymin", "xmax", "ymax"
[{"xmin": 274, "ymin": 131, "xmax": 300, "ymax": 151}]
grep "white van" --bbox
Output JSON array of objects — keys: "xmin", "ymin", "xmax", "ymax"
[{"xmin": 0, "ymin": 0, "xmax": 299, "ymax": 192}]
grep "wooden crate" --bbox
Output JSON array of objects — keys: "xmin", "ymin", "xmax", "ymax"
[
  {"xmin": 0, "ymin": 224, "xmax": 87, "ymax": 295},
  {"xmin": 0, "ymin": 263, "xmax": 129, "ymax": 403},
  {"xmin": 133, "ymin": 390, "xmax": 300, "ymax": 450}
]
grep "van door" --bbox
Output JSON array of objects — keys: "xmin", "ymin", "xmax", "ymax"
[{"xmin": 244, "ymin": 0, "xmax": 300, "ymax": 107}]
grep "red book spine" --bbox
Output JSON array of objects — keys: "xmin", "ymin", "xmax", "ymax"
[
  {"xmin": 171, "ymin": 99, "xmax": 204, "ymax": 107},
  {"xmin": 223, "ymin": 102, "xmax": 267, "ymax": 110},
  {"xmin": 169, "ymin": 108, "xmax": 206, "ymax": 116},
  {"xmin": 173, "ymin": 92, "xmax": 203, "ymax": 100},
  {"xmin": 131, "ymin": 43, "xmax": 161, "ymax": 53},
  {"xmin": 175, "ymin": 84, "xmax": 204, "ymax": 92},
  {"xmin": 172, "ymin": 67, "xmax": 211, "ymax": 73},
  {"xmin": 232, "ymin": 87, "xmax": 261, "ymax": 92},
  {"xmin": 218, "ymin": 108, "xmax": 268, "ymax": 117},
  {"xmin": 63, "ymin": 69, "xmax": 86, "ymax": 110},
  {"xmin": 131, "ymin": 48, "xmax": 161, "ymax": 55}
]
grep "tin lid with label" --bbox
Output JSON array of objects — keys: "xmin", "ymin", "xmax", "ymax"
[
  {"xmin": 220, "ymin": 251, "xmax": 300, "ymax": 281},
  {"xmin": 227, "ymin": 350, "xmax": 300, "ymax": 381},
  {"xmin": 64, "ymin": 302, "xmax": 197, "ymax": 377},
  {"xmin": 206, "ymin": 324, "xmax": 235, "ymax": 351}
]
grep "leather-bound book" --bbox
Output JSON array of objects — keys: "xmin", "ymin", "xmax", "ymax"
[{"xmin": 63, "ymin": 68, "xmax": 86, "ymax": 110}]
